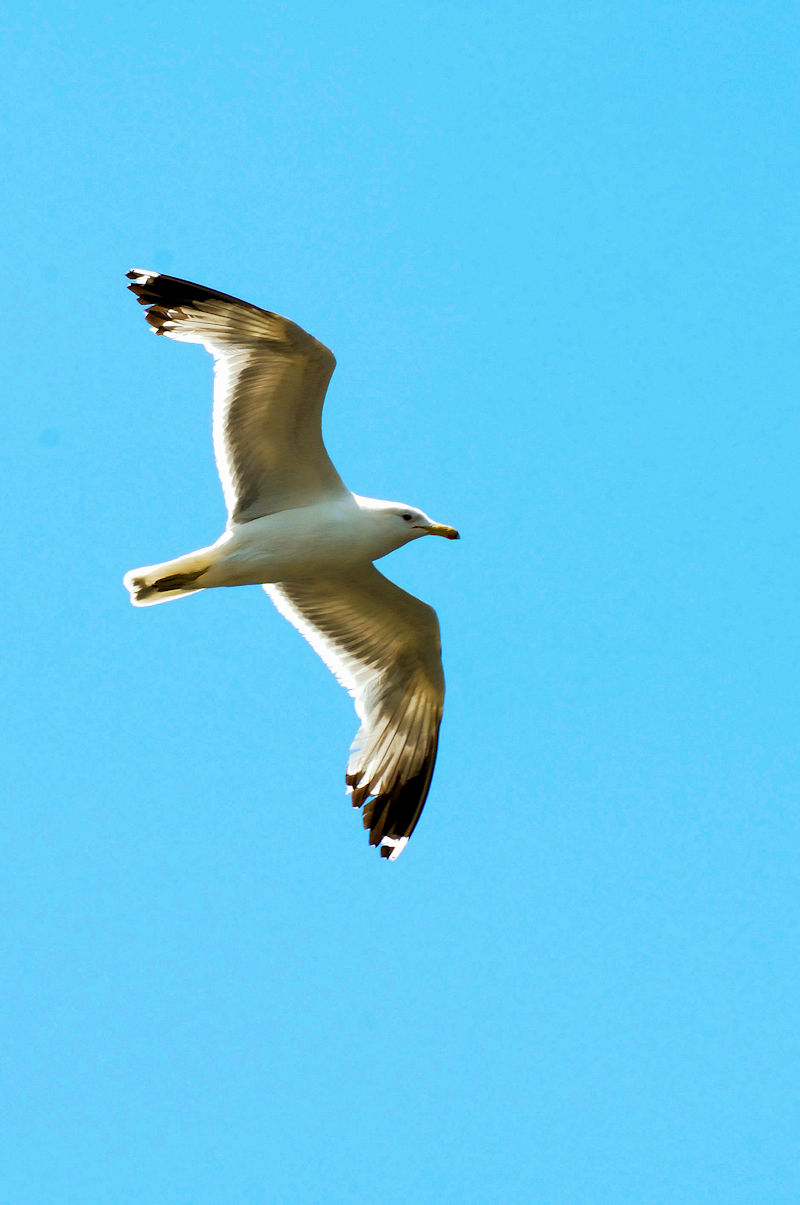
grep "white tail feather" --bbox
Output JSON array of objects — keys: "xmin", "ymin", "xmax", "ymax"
[{"xmin": 123, "ymin": 551, "xmax": 212, "ymax": 607}]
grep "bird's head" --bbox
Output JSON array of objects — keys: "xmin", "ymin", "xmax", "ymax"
[
  {"xmin": 382, "ymin": 501, "xmax": 460, "ymax": 545},
  {"xmin": 355, "ymin": 497, "xmax": 460, "ymax": 554},
  {"xmin": 400, "ymin": 506, "xmax": 459, "ymax": 542}
]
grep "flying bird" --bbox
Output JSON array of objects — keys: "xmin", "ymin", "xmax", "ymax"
[{"xmin": 123, "ymin": 271, "xmax": 459, "ymax": 859}]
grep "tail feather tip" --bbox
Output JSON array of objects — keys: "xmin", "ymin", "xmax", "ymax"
[{"xmin": 123, "ymin": 564, "xmax": 207, "ymax": 607}]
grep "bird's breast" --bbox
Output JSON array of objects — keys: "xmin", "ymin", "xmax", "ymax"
[{"xmin": 209, "ymin": 500, "xmax": 375, "ymax": 585}]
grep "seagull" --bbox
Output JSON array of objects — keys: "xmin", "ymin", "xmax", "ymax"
[{"xmin": 123, "ymin": 271, "xmax": 459, "ymax": 860}]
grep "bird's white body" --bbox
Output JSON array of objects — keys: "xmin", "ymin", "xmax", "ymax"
[
  {"xmin": 215, "ymin": 496, "xmax": 374, "ymax": 585},
  {"xmin": 126, "ymin": 494, "xmax": 426, "ymax": 600}
]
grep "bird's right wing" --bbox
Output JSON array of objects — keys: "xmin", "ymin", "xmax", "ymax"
[
  {"xmin": 127, "ymin": 270, "xmax": 347, "ymax": 522},
  {"xmin": 265, "ymin": 565, "xmax": 446, "ymax": 859}
]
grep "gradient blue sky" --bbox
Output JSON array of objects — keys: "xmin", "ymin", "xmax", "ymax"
[{"xmin": 2, "ymin": 3, "xmax": 798, "ymax": 1202}]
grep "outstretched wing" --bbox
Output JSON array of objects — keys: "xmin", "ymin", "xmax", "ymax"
[
  {"xmin": 127, "ymin": 270, "xmax": 348, "ymax": 522},
  {"xmin": 266, "ymin": 565, "xmax": 446, "ymax": 859}
]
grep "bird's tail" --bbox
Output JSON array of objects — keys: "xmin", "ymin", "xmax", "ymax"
[{"xmin": 123, "ymin": 551, "xmax": 212, "ymax": 607}]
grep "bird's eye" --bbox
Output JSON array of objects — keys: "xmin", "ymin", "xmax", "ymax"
[{"xmin": 401, "ymin": 512, "xmax": 413, "ymax": 521}]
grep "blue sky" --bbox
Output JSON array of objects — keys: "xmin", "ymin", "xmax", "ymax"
[{"xmin": 2, "ymin": 2, "xmax": 798, "ymax": 1201}]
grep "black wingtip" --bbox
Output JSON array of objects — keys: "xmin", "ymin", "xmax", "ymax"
[
  {"xmin": 124, "ymin": 269, "xmax": 259, "ymax": 314},
  {"xmin": 348, "ymin": 739, "xmax": 439, "ymax": 860}
]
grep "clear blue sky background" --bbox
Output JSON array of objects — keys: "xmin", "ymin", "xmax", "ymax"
[{"xmin": 2, "ymin": 3, "xmax": 797, "ymax": 1202}]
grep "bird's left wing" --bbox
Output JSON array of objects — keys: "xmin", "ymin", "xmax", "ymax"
[
  {"xmin": 265, "ymin": 565, "xmax": 446, "ymax": 859},
  {"xmin": 127, "ymin": 270, "xmax": 346, "ymax": 522}
]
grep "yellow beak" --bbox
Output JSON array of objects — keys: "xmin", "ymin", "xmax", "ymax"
[{"xmin": 424, "ymin": 523, "xmax": 460, "ymax": 540}]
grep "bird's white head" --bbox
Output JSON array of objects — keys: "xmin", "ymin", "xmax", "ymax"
[{"xmin": 355, "ymin": 496, "xmax": 460, "ymax": 557}]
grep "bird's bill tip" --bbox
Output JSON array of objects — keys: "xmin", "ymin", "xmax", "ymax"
[{"xmin": 425, "ymin": 523, "xmax": 460, "ymax": 540}]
